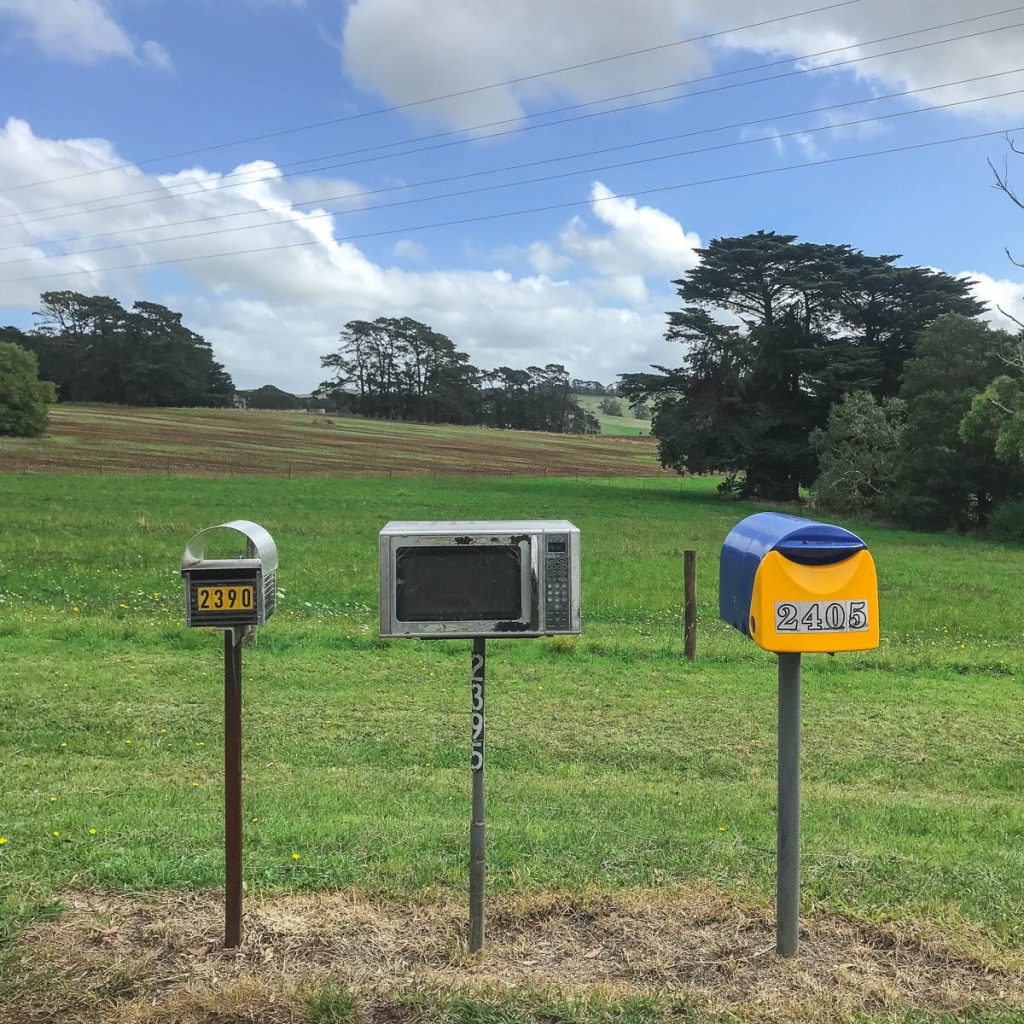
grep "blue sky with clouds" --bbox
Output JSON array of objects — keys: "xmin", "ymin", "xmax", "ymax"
[{"xmin": 2, "ymin": 0, "xmax": 1024, "ymax": 391}]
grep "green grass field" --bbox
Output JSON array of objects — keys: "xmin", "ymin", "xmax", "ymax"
[
  {"xmin": 574, "ymin": 395, "xmax": 652, "ymax": 436},
  {"xmin": 2, "ymin": 471, "xmax": 1023, "ymax": 1020}
]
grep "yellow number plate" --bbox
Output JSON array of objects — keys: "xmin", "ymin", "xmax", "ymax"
[{"xmin": 196, "ymin": 585, "xmax": 255, "ymax": 612}]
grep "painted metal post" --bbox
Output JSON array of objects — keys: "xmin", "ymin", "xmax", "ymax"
[
  {"xmin": 683, "ymin": 550, "xmax": 697, "ymax": 660},
  {"xmin": 776, "ymin": 651, "xmax": 801, "ymax": 957},
  {"xmin": 469, "ymin": 637, "xmax": 486, "ymax": 953},
  {"xmin": 224, "ymin": 630, "xmax": 243, "ymax": 949}
]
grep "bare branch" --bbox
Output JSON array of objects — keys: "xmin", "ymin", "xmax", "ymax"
[
  {"xmin": 995, "ymin": 305, "xmax": 1024, "ymax": 333},
  {"xmin": 984, "ymin": 392, "xmax": 1015, "ymax": 417},
  {"xmin": 990, "ymin": 155, "xmax": 1024, "ymax": 211}
]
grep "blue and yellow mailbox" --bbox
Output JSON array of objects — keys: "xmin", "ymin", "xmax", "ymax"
[
  {"xmin": 719, "ymin": 511, "xmax": 879, "ymax": 957},
  {"xmin": 719, "ymin": 512, "xmax": 878, "ymax": 654}
]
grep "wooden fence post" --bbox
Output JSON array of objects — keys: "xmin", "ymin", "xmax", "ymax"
[{"xmin": 684, "ymin": 549, "xmax": 697, "ymax": 661}]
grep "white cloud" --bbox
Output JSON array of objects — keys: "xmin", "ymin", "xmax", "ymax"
[
  {"xmin": 341, "ymin": 0, "xmax": 712, "ymax": 130},
  {"xmin": 961, "ymin": 270, "xmax": 1024, "ymax": 332},
  {"xmin": 140, "ymin": 40, "xmax": 172, "ymax": 71},
  {"xmin": 702, "ymin": 0, "xmax": 1024, "ymax": 120},
  {"xmin": 392, "ymin": 238, "xmax": 428, "ymax": 262},
  {"xmin": 559, "ymin": 181, "xmax": 702, "ymax": 283},
  {"xmin": 526, "ymin": 241, "xmax": 570, "ymax": 275},
  {"xmin": 339, "ymin": 0, "xmax": 1024, "ymax": 133},
  {"xmin": 0, "ymin": 0, "xmax": 169, "ymax": 67},
  {"xmin": 0, "ymin": 119, "xmax": 684, "ymax": 391}
]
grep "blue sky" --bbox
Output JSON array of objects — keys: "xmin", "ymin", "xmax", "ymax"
[{"xmin": 2, "ymin": 0, "xmax": 1024, "ymax": 391}]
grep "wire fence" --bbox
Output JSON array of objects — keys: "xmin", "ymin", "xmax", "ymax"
[{"xmin": 0, "ymin": 455, "xmax": 681, "ymax": 481}]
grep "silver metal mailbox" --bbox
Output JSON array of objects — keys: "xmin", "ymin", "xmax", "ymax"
[
  {"xmin": 180, "ymin": 520, "xmax": 278, "ymax": 630},
  {"xmin": 379, "ymin": 520, "xmax": 581, "ymax": 638}
]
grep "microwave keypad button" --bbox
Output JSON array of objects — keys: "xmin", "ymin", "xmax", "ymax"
[{"xmin": 545, "ymin": 547, "xmax": 571, "ymax": 629}]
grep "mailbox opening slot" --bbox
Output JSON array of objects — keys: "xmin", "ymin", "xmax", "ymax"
[{"xmin": 774, "ymin": 537, "xmax": 865, "ymax": 565}]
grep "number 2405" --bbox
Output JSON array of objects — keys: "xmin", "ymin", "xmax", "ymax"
[{"xmin": 775, "ymin": 600, "xmax": 868, "ymax": 633}]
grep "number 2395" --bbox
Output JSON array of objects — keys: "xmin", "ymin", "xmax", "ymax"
[{"xmin": 774, "ymin": 599, "xmax": 869, "ymax": 633}]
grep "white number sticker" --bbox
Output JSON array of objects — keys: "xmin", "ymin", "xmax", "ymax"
[{"xmin": 774, "ymin": 600, "xmax": 869, "ymax": 633}]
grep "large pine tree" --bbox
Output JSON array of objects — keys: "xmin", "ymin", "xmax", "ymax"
[{"xmin": 621, "ymin": 231, "xmax": 982, "ymax": 501}]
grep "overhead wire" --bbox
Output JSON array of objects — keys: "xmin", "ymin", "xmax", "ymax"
[
  {"xmin": 3, "ymin": 74, "xmax": 1022, "ymax": 268},
  {"xmin": 0, "ymin": 0, "xmax": 867, "ymax": 194},
  {"xmin": 4, "ymin": 6, "xmax": 1023, "ymax": 226},
  {"xmin": 2, "ymin": 123, "xmax": 1018, "ymax": 285}
]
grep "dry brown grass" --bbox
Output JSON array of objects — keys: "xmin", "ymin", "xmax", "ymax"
[
  {"xmin": 0, "ymin": 405, "xmax": 671, "ymax": 478},
  {"xmin": 4, "ymin": 887, "xmax": 1023, "ymax": 1024}
]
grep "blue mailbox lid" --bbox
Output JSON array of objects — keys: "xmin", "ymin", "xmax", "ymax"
[{"xmin": 719, "ymin": 512, "xmax": 867, "ymax": 636}]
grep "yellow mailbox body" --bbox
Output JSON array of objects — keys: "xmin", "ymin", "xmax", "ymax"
[
  {"xmin": 719, "ymin": 513, "xmax": 879, "ymax": 655},
  {"xmin": 750, "ymin": 548, "xmax": 878, "ymax": 653}
]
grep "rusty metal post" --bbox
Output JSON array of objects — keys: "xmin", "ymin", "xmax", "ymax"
[
  {"xmin": 684, "ymin": 550, "xmax": 697, "ymax": 660},
  {"xmin": 469, "ymin": 638, "xmax": 486, "ymax": 952},
  {"xmin": 224, "ymin": 630, "xmax": 243, "ymax": 949}
]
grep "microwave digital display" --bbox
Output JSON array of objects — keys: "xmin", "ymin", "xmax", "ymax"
[{"xmin": 396, "ymin": 545, "xmax": 523, "ymax": 622}]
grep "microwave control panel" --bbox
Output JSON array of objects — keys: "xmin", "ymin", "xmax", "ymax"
[{"xmin": 544, "ymin": 533, "xmax": 571, "ymax": 631}]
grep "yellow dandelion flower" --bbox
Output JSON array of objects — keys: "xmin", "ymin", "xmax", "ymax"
[
  {"xmin": 191, "ymin": 781, "xmax": 200, "ymax": 787},
  {"xmin": 72, "ymin": 607, "xmax": 79, "ymax": 613},
  {"xmin": 124, "ymin": 739, "xmax": 132, "ymax": 745},
  {"xmin": 251, "ymin": 817, "xmax": 258, "ymax": 823},
  {"xmin": 88, "ymin": 828, "xmax": 97, "ymax": 836},
  {"xmin": 60, "ymin": 741, "xmax": 67, "ymax": 748},
  {"xmin": 52, "ymin": 831, "xmax": 60, "ymax": 838},
  {"xmin": 291, "ymin": 853, "xmax": 301, "ymax": 861},
  {"xmin": 718, "ymin": 826, "xmax": 727, "ymax": 833},
  {"xmin": 196, "ymin": 741, "xmax": 205, "ymax": 747},
  {"xmin": 119, "ymin": 603, "xmax": 128, "ymax": 609},
  {"xmin": 0, "ymin": 837, "xmax": 7, "ymax": 845},
  {"xmin": 49, "ymin": 795, "xmax": 57, "ymax": 803}
]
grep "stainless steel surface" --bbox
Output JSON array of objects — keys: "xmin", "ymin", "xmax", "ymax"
[
  {"xmin": 379, "ymin": 520, "xmax": 580, "ymax": 639},
  {"xmin": 181, "ymin": 520, "xmax": 279, "ymax": 574}
]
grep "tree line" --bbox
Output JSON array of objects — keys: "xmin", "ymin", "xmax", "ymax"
[
  {"xmin": 621, "ymin": 230, "xmax": 1024, "ymax": 534},
  {"xmin": 318, "ymin": 316, "xmax": 599, "ymax": 434},
  {"xmin": 2, "ymin": 291, "xmax": 235, "ymax": 409},
  {"xmin": 0, "ymin": 296, "xmax": 609, "ymax": 438}
]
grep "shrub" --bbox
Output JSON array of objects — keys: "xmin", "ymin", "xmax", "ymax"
[
  {"xmin": 0, "ymin": 342, "xmax": 56, "ymax": 438},
  {"xmin": 990, "ymin": 499, "xmax": 1024, "ymax": 541}
]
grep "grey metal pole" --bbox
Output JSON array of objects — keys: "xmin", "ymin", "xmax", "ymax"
[
  {"xmin": 777, "ymin": 651, "xmax": 801, "ymax": 957},
  {"xmin": 469, "ymin": 638, "xmax": 486, "ymax": 953}
]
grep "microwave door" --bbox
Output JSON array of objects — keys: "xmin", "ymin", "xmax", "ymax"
[{"xmin": 391, "ymin": 536, "xmax": 534, "ymax": 636}]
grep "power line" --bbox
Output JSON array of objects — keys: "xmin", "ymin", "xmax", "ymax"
[
  {"xmin": 4, "ymin": 74, "xmax": 1021, "ymax": 267},
  {"xmin": 0, "ymin": 0, "xmax": 866, "ymax": 195},
  {"xmin": 1, "ymin": 123, "xmax": 1016, "ymax": 286},
  {"xmin": 5, "ymin": 7, "xmax": 1021, "ymax": 227}
]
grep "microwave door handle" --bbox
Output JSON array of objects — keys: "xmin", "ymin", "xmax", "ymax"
[{"xmin": 520, "ymin": 539, "xmax": 533, "ymax": 627}]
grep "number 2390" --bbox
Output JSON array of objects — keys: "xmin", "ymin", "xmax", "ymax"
[{"xmin": 774, "ymin": 599, "xmax": 869, "ymax": 633}]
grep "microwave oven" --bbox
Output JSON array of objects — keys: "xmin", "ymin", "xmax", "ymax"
[{"xmin": 379, "ymin": 520, "xmax": 581, "ymax": 638}]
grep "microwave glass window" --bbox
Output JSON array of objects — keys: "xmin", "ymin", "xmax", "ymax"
[{"xmin": 396, "ymin": 545, "xmax": 523, "ymax": 621}]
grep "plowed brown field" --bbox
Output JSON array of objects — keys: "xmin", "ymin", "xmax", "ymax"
[{"xmin": 0, "ymin": 404, "xmax": 673, "ymax": 477}]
